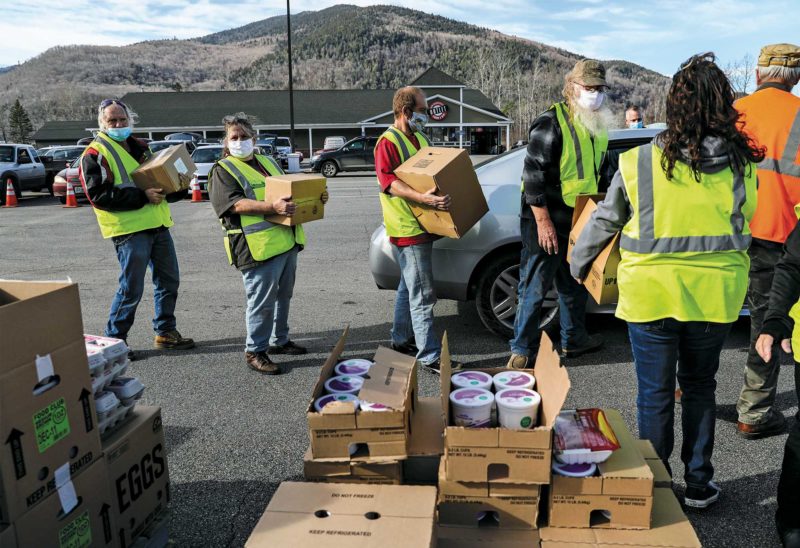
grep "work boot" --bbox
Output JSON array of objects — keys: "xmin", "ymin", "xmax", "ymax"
[
  {"xmin": 245, "ymin": 351, "xmax": 281, "ymax": 375},
  {"xmin": 561, "ymin": 334, "xmax": 604, "ymax": 359},
  {"xmin": 154, "ymin": 330, "xmax": 195, "ymax": 350},
  {"xmin": 268, "ymin": 340, "xmax": 307, "ymax": 355},
  {"xmin": 506, "ymin": 354, "xmax": 529, "ymax": 369},
  {"xmin": 736, "ymin": 411, "xmax": 786, "ymax": 440},
  {"xmin": 684, "ymin": 481, "xmax": 721, "ymax": 509},
  {"xmin": 391, "ymin": 341, "xmax": 419, "ymax": 357}
]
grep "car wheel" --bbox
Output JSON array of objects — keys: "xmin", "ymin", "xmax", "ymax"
[
  {"xmin": 321, "ymin": 160, "xmax": 338, "ymax": 178},
  {"xmin": 475, "ymin": 251, "xmax": 559, "ymax": 339}
]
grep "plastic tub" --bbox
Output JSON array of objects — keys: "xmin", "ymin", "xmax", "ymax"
[
  {"xmin": 451, "ymin": 371, "xmax": 493, "ymax": 390},
  {"xmin": 359, "ymin": 401, "xmax": 391, "ymax": 412},
  {"xmin": 495, "ymin": 388, "xmax": 541, "ymax": 430},
  {"xmin": 493, "ymin": 371, "xmax": 535, "ymax": 392},
  {"xmin": 324, "ymin": 375, "xmax": 364, "ymax": 395},
  {"xmin": 552, "ymin": 461, "xmax": 597, "ymax": 477},
  {"xmin": 314, "ymin": 393, "xmax": 359, "ymax": 412},
  {"xmin": 107, "ymin": 377, "xmax": 145, "ymax": 405},
  {"xmin": 449, "ymin": 388, "xmax": 494, "ymax": 428},
  {"xmin": 334, "ymin": 359, "xmax": 373, "ymax": 377}
]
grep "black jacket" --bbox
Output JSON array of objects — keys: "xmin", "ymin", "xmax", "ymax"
[{"xmin": 762, "ymin": 221, "xmax": 800, "ymax": 340}]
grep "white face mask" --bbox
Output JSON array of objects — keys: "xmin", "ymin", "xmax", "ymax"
[
  {"xmin": 228, "ymin": 139, "xmax": 254, "ymax": 158},
  {"xmin": 576, "ymin": 89, "xmax": 605, "ymax": 111}
]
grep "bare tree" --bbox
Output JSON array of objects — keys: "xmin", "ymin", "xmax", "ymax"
[{"xmin": 725, "ymin": 53, "xmax": 756, "ymax": 95}]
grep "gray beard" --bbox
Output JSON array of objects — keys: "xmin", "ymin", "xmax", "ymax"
[{"xmin": 571, "ymin": 102, "xmax": 613, "ymax": 135}]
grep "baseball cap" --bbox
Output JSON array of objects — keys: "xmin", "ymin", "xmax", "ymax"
[
  {"xmin": 758, "ymin": 43, "xmax": 800, "ymax": 68},
  {"xmin": 572, "ymin": 59, "xmax": 607, "ymax": 87}
]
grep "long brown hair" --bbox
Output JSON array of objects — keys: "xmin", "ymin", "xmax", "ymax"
[{"xmin": 659, "ymin": 52, "xmax": 764, "ymax": 181}]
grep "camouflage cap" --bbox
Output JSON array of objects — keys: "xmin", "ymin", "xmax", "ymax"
[
  {"xmin": 571, "ymin": 59, "xmax": 607, "ymax": 87},
  {"xmin": 758, "ymin": 43, "xmax": 800, "ymax": 68}
]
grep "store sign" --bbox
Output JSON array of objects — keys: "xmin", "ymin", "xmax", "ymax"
[{"xmin": 428, "ymin": 101, "xmax": 448, "ymax": 121}]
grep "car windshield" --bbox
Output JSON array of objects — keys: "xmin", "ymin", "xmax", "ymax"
[
  {"xmin": 276, "ymin": 138, "xmax": 291, "ymax": 147},
  {"xmin": 192, "ymin": 147, "xmax": 223, "ymax": 163},
  {"xmin": 149, "ymin": 142, "xmax": 174, "ymax": 153},
  {"xmin": 0, "ymin": 146, "xmax": 14, "ymax": 162}
]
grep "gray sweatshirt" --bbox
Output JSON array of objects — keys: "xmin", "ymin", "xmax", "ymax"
[{"xmin": 569, "ymin": 136, "xmax": 740, "ymax": 280}]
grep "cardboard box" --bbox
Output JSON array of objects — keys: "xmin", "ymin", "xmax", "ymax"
[
  {"xmin": 567, "ymin": 195, "xmax": 621, "ymax": 305},
  {"xmin": 393, "ymin": 147, "xmax": 488, "ymax": 238},
  {"xmin": 245, "ymin": 481, "xmax": 437, "ymax": 548},
  {"xmin": 636, "ymin": 439, "xmax": 673, "ymax": 488},
  {"xmin": 304, "ymin": 448, "xmax": 402, "ymax": 485},
  {"xmin": 438, "ymin": 458, "xmax": 541, "ymax": 529},
  {"xmin": 540, "ymin": 488, "xmax": 701, "ymax": 547},
  {"xmin": 14, "ymin": 458, "xmax": 118, "ymax": 547},
  {"xmin": 549, "ymin": 409, "xmax": 654, "ymax": 530},
  {"xmin": 103, "ymin": 406, "xmax": 170, "ymax": 548},
  {"xmin": 307, "ymin": 327, "xmax": 418, "ymax": 460},
  {"xmin": 403, "ymin": 397, "xmax": 445, "ymax": 485},
  {"xmin": 0, "ymin": 339, "xmax": 102, "ymax": 523},
  {"xmin": 263, "ymin": 173, "xmax": 327, "ymax": 226},
  {"xmin": 0, "ymin": 280, "xmax": 83, "ymax": 373},
  {"xmin": 442, "ymin": 332, "xmax": 570, "ymax": 484},
  {"xmin": 437, "ymin": 525, "xmax": 541, "ymax": 548},
  {"xmin": 0, "ymin": 524, "xmax": 16, "ymax": 548},
  {"xmin": 131, "ymin": 144, "xmax": 195, "ymax": 193}
]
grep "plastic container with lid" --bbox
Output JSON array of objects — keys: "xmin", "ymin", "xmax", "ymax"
[
  {"xmin": 84, "ymin": 334, "xmax": 128, "ymax": 361},
  {"xmin": 334, "ymin": 359, "xmax": 373, "ymax": 377},
  {"xmin": 94, "ymin": 391, "xmax": 121, "ymax": 420},
  {"xmin": 107, "ymin": 377, "xmax": 145, "ymax": 405},
  {"xmin": 324, "ymin": 375, "xmax": 364, "ymax": 396},
  {"xmin": 552, "ymin": 461, "xmax": 597, "ymax": 478},
  {"xmin": 449, "ymin": 388, "xmax": 494, "ymax": 428},
  {"xmin": 85, "ymin": 346, "xmax": 107, "ymax": 376},
  {"xmin": 493, "ymin": 371, "xmax": 535, "ymax": 392},
  {"xmin": 451, "ymin": 371, "xmax": 493, "ymax": 391},
  {"xmin": 314, "ymin": 393, "xmax": 359, "ymax": 413},
  {"xmin": 359, "ymin": 401, "xmax": 391, "ymax": 412},
  {"xmin": 495, "ymin": 388, "xmax": 541, "ymax": 430}
]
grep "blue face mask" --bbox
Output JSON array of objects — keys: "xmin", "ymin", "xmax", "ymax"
[
  {"xmin": 106, "ymin": 127, "xmax": 132, "ymax": 141},
  {"xmin": 408, "ymin": 112, "xmax": 428, "ymax": 132},
  {"xmin": 628, "ymin": 120, "xmax": 644, "ymax": 129}
]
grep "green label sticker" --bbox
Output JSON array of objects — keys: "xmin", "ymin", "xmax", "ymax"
[
  {"xmin": 520, "ymin": 417, "xmax": 532, "ymax": 428},
  {"xmin": 59, "ymin": 510, "xmax": 92, "ymax": 548},
  {"xmin": 479, "ymin": 396, "xmax": 488, "ymax": 401},
  {"xmin": 523, "ymin": 397, "xmax": 533, "ymax": 402},
  {"xmin": 470, "ymin": 381, "xmax": 478, "ymax": 385},
  {"xmin": 33, "ymin": 397, "xmax": 71, "ymax": 453},
  {"xmin": 336, "ymin": 395, "xmax": 347, "ymax": 401}
]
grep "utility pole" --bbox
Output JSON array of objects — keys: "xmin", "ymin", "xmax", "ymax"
[{"xmin": 287, "ymin": 0, "xmax": 296, "ymax": 150}]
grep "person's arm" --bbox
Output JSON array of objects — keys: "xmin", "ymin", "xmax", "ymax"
[
  {"xmin": 79, "ymin": 149, "xmax": 149, "ymax": 211},
  {"xmin": 569, "ymin": 169, "xmax": 631, "ymax": 280},
  {"xmin": 762, "ymin": 224, "xmax": 800, "ymax": 339},
  {"xmin": 374, "ymin": 138, "xmax": 450, "ymax": 210},
  {"xmin": 522, "ymin": 110, "xmax": 562, "ymax": 254},
  {"xmin": 208, "ymin": 165, "xmax": 295, "ymax": 218}
]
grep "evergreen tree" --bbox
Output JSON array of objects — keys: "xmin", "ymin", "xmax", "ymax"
[{"xmin": 8, "ymin": 99, "xmax": 33, "ymax": 144}]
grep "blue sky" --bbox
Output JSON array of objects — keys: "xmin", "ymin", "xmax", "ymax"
[{"xmin": 2, "ymin": 0, "xmax": 798, "ymax": 76}]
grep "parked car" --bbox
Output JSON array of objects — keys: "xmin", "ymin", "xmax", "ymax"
[
  {"xmin": 39, "ymin": 145, "xmax": 86, "ymax": 188},
  {"xmin": 368, "ymin": 128, "xmax": 664, "ymax": 338},
  {"xmin": 190, "ymin": 145, "xmax": 224, "ymax": 193},
  {"xmin": 255, "ymin": 138, "xmax": 275, "ymax": 157},
  {"xmin": 0, "ymin": 144, "xmax": 47, "ymax": 204},
  {"xmin": 52, "ymin": 158, "xmax": 85, "ymax": 204},
  {"xmin": 164, "ymin": 132, "xmax": 203, "ymax": 144},
  {"xmin": 77, "ymin": 137, "xmax": 95, "ymax": 145},
  {"xmin": 270, "ymin": 137, "xmax": 302, "ymax": 167},
  {"xmin": 311, "ymin": 136, "xmax": 379, "ymax": 177},
  {"xmin": 148, "ymin": 140, "xmax": 196, "ymax": 154},
  {"xmin": 314, "ymin": 135, "xmax": 347, "ymax": 156}
]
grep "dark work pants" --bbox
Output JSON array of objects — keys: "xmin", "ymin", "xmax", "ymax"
[{"xmin": 777, "ymin": 361, "xmax": 800, "ymax": 529}]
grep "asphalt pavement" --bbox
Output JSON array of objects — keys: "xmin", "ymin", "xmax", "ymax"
[{"xmin": 0, "ymin": 179, "xmax": 794, "ymax": 547}]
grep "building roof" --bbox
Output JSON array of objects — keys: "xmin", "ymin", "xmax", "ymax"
[
  {"xmin": 31, "ymin": 120, "xmax": 94, "ymax": 141},
  {"xmin": 411, "ymin": 67, "xmax": 466, "ymax": 87}
]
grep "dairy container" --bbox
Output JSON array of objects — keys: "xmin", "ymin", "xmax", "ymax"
[
  {"xmin": 495, "ymin": 388, "xmax": 541, "ymax": 430},
  {"xmin": 449, "ymin": 388, "xmax": 494, "ymax": 428},
  {"xmin": 493, "ymin": 371, "xmax": 535, "ymax": 391},
  {"xmin": 334, "ymin": 359, "xmax": 373, "ymax": 377},
  {"xmin": 323, "ymin": 375, "xmax": 364, "ymax": 396},
  {"xmin": 313, "ymin": 393, "xmax": 359, "ymax": 412}
]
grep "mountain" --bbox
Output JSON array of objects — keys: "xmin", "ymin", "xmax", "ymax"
[{"xmin": 0, "ymin": 4, "xmax": 670, "ymax": 139}]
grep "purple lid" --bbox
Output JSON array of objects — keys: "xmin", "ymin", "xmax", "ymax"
[
  {"xmin": 495, "ymin": 372, "xmax": 534, "ymax": 387},
  {"xmin": 451, "ymin": 371, "xmax": 492, "ymax": 387},
  {"xmin": 552, "ymin": 462, "xmax": 597, "ymax": 477},
  {"xmin": 314, "ymin": 393, "xmax": 358, "ymax": 412},
  {"xmin": 324, "ymin": 375, "xmax": 364, "ymax": 394}
]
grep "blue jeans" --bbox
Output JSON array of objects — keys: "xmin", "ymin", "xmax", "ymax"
[
  {"xmin": 241, "ymin": 246, "xmax": 298, "ymax": 353},
  {"xmin": 510, "ymin": 216, "xmax": 589, "ymax": 356},
  {"xmin": 627, "ymin": 318, "xmax": 731, "ymax": 488},
  {"xmin": 392, "ymin": 242, "xmax": 440, "ymax": 365},
  {"xmin": 106, "ymin": 229, "xmax": 180, "ymax": 340}
]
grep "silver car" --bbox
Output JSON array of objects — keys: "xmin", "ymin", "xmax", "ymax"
[{"xmin": 368, "ymin": 128, "xmax": 663, "ymax": 338}]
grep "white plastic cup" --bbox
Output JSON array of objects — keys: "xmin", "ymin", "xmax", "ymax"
[
  {"xmin": 334, "ymin": 359, "xmax": 373, "ymax": 377},
  {"xmin": 493, "ymin": 371, "xmax": 535, "ymax": 392},
  {"xmin": 359, "ymin": 401, "xmax": 391, "ymax": 412},
  {"xmin": 314, "ymin": 393, "xmax": 359, "ymax": 412},
  {"xmin": 449, "ymin": 388, "xmax": 494, "ymax": 428},
  {"xmin": 495, "ymin": 388, "xmax": 541, "ymax": 430},
  {"xmin": 451, "ymin": 371, "xmax": 493, "ymax": 390},
  {"xmin": 324, "ymin": 375, "xmax": 364, "ymax": 395}
]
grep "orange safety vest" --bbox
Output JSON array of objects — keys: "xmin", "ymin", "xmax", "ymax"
[{"xmin": 735, "ymin": 86, "xmax": 800, "ymax": 243}]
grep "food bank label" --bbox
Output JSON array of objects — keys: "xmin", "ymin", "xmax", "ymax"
[
  {"xmin": 59, "ymin": 510, "xmax": 91, "ymax": 548},
  {"xmin": 34, "ymin": 397, "xmax": 71, "ymax": 452}
]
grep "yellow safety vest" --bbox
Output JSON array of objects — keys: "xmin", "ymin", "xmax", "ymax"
[
  {"xmin": 615, "ymin": 143, "xmax": 758, "ymax": 323},
  {"xmin": 83, "ymin": 133, "xmax": 173, "ymax": 239},
  {"xmin": 211, "ymin": 154, "xmax": 305, "ymax": 264},
  {"xmin": 375, "ymin": 127, "xmax": 431, "ymax": 238},
  {"xmin": 788, "ymin": 205, "xmax": 800, "ymax": 361},
  {"xmin": 552, "ymin": 102, "xmax": 608, "ymax": 207}
]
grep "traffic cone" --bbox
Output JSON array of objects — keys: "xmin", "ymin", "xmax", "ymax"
[
  {"xmin": 2, "ymin": 179, "xmax": 18, "ymax": 208},
  {"xmin": 63, "ymin": 180, "xmax": 79, "ymax": 208},
  {"xmin": 191, "ymin": 178, "xmax": 204, "ymax": 202}
]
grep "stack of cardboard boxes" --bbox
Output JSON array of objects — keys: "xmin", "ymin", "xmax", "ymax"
[{"xmin": 0, "ymin": 281, "xmax": 170, "ymax": 548}]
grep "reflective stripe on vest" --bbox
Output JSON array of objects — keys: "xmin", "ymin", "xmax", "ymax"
[
  {"xmin": 760, "ymin": 109, "xmax": 800, "ymax": 177},
  {"xmin": 94, "ymin": 133, "xmax": 137, "ymax": 188},
  {"xmin": 620, "ymin": 144, "xmax": 753, "ymax": 254}
]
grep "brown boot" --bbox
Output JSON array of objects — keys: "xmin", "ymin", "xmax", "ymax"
[
  {"xmin": 506, "ymin": 354, "xmax": 529, "ymax": 369},
  {"xmin": 245, "ymin": 351, "xmax": 281, "ymax": 375},
  {"xmin": 154, "ymin": 330, "xmax": 195, "ymax": 350}
]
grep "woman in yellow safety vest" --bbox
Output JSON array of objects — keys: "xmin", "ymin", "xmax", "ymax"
[
  {"xmin": 570, "ymin": 53, "xmax": 765, "ymax": 510},
  {"xmin": 207, "ymin": 113, "xmax": 327, "ymax": 375}
]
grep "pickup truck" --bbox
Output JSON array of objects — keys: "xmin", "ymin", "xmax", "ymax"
[
  {"xmin": 0, "ymin": 144, "xmax": 47, "ymax": 204},
  {"xmin": 40, "ymin": 145, "xmax": 86, "ymax": 188}
]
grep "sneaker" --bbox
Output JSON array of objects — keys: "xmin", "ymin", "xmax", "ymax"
[
  {"xmin": 154, "ymin": 330, "xmax": 195, "ymax": 350},
  {"xmin": 121, "ymin": 340, "xmax": 136, "ymax": 361},
  {"xmin": 268, "ymin": 340, "xmax": 307, "ymax": 355},
  {"xmin": 506, "ymin": 354, "xmax": 529, "ymax": 369},
  {"xmin": 684, "ymin": 481, "xmax": 720, "ymax": 509},
  {"xmin": 245, "ymin": 351, "xmax": 281, "ymax": 375},
  {"xmin": 737, "ymin": 411, "xmax": 787, "ymax": 440},
  {"xmin": 391, "ymin": 341, "xmax": 419, "ymax": 357},
  {"xmin": 561, "ymin": 334, "xmax": 604, "ymax": 359},
  {"xmin": 421, "ymin": 358, "xmax": 462, "ymax": 375}
]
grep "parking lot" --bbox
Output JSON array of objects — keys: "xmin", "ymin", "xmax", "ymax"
[{"xmin": 0, "ymin": 176, "xmax": 794, "ymax": 547}]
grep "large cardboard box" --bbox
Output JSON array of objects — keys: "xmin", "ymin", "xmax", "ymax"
[
  {"xmin": 103, "ymin": 406, "xmax": 170, "ymax": 548},
  {"xmin": 438, "ymin": 458, "xmax": 541, "ymax": 529},
  {"xmin": 245, "ymin": 481, "xmax": 437, "ymax": 548},
  {"xmin": 14, "ymin": 458, "xmax": 118, "ymax": 548},
  {"xmin": 403, "ymin": 396, "xmax": 445, "ymax": 485},
  {"xmin": 263, "ymin": 173, "xmax": 327, "ymax": 226},
  {"xmin": 437, "ymin": 525, "xmax": 540, "ymax": 548},
  {"xmin": 540, "ymin": 488, "xmax": 701, "ymax": 547},
  {"xmin": 549, "ymin": 410, "xmax": 654, "ymax": 530},
  {"xmin": 307, "ymin": 327, "xmax": 418, "ymax": 460},
  {"xmin": 0, "ymin": 339, "xmax": 102, "ymax": 523},
  {"xmin": 442, "ymin": 332, "xmax": 570, "ymax": 484},
  {"xmin": 131, "ymin": 144, "xmax": 195, "ymax": 193},
  {"xmin": 393, "ymin": 147, "xmax": 488, "ymax": 238},
  {"xmin": 303, "ymin": 448, "xmax": 402, "ymax": 485},
  {"xmin": 567, "ymin": 194, "xmax": 621, "ymax": 305}
]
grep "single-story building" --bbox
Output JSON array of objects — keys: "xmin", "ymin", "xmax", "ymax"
[{"xmin": 32, "ymin": 68, "xmax": 513, "ymax": 155}]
